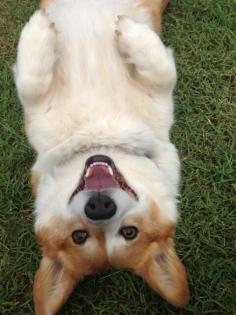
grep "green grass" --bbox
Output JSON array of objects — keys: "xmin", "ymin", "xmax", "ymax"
[{"xmin": 0, "ymin": 0, "xmax": 235, "ymax": 314}]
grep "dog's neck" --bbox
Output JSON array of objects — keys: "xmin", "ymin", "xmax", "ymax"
[{"xmin": 33, "ymin": 120, "xmax": 158, "ymax": 172}]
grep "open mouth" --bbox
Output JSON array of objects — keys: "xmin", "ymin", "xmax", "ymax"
[{"xmin": 70, "ymin": 155, "xmax": 137, "ymax": 201}]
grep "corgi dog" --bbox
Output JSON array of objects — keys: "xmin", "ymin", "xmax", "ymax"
[{"xmin": 14, "ymin": 0, "xmax": 189, "ymax": 314}]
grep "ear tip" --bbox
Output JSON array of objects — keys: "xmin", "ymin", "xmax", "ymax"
[
  {"xmin": 171, "ymin": 290, "xmax": 190, "ymax": 308},
  {"xmin": 158, "ymin": 261, "xmax": 190, "ymax": 308},
  {"xmin": 169, "ymin": 279, "xmax": 190, "ymax": 308}
]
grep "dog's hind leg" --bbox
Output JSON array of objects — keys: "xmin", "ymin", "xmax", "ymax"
[
  {"xmin": 14, "ymin": 10, "xmax": 57, "ymax": 106},
  {"xmin": 115, "ymin": 16, "xmax": 176, "ymax": 91}
]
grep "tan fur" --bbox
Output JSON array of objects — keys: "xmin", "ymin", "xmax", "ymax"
[
  {"xmin": 31, "ymin": 171, "xmax": 40, "ymax": 195},
  {"xmin": 140, "ymin": 0, "xmax": 169, "ymax": 33},
  {"xmin": 142, "ymin": 238, "xmax": 189, "ymax": 307},
  {"xmin": 24, "ymin": 113, "xmax": 30, "ymax": 131},
  {"xmin": 40, "ymin": 0, "xmax": 56, "ymax": 10},
  {"xmin": 34, "ymin": 257, "xmax": 77, "ymax": 315},
  {"xmin": 108, "ymin": 202, "xmax": 189, "ymax": 307},
  {"xmin": 34, "ymin": 217, "xmax": 108, "ymax": 315}
]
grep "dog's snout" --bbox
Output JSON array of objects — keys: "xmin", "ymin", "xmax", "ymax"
[{"xmin": 85, "ymin": 193, "xmax": 117, "ymax": 220}]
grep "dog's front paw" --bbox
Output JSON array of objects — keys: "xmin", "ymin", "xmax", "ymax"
[
  {"xmin": 115, "ymin": 16, "xmax": 135, "ymax": 59},
  {"xmin": 16, "ymin": 10, "xmax": 57, "ymax": 101},
  {"xmin": 115, "ymin": 15, "xmax": 155, "ymax": 62},
  {"xmin": 115, "ymin": 15, "xmax": 176, "ymax": 88}
]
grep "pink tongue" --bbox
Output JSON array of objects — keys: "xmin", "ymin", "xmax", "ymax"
[{"xmin": 85, "ymin": 165, "xmax": 118, "ymax": 190}]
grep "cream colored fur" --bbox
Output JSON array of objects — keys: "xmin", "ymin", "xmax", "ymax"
[
  {"xmin": 13, "ymin": 1, "xmax": 191, "ymax": 313},
  {"xmin": 15, "ymin": 0, "xmax": 179, "ymax": 231}
]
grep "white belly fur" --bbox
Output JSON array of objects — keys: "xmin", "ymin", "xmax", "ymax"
[{"xmin": 25, "ymin": 0, "xmax": 174, "ymax": 155}]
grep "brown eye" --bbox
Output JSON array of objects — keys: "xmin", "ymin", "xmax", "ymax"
[
  {"xmin": 119, "ymin": 226, "xmax": 138, "ymax": 240},
  {"xmin": 72, "ymin": 230, "xmax": 89, "ymax": 244}
]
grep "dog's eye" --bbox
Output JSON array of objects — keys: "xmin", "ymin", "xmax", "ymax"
[
  {"xmin": 119, "ymin": 226, "xmax": 138, "ymax": 240},
  {"xmin": 72, "ymin": 230, "xmax": 89, "ymax": 244}
]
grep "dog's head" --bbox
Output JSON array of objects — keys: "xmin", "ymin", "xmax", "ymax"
[{"xmin": 33, "ymin": 152, "xmax": 189, "ymax": 314}]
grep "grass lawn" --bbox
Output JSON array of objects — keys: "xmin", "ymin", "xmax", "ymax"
[{"xmin": 0, "ymin": 0, "xmax": 235, "ymax": 314}]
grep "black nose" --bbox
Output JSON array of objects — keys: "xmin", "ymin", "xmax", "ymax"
[{"xmin": 85, "ymin": 193, "xmax": 117, "ymax": 220}]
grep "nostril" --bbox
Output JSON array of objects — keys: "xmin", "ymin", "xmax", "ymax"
[
  {"xmin": 104, "ymin": 200, "xmax": 116, "ymax": 212},
  {"xmin": 88, "ymin": 203, "xmax": 96, "ymax": 210},
  {"xmin": 104, "ymin": 201, "xmax": 112, "ymax": 209}
]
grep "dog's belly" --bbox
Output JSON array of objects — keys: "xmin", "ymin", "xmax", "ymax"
[
  {"xmin": 26, "ymin": 0, "xmax": 172, "ymax": 154},
  {"xmin": 46, "ymin": 0, "xmax": 151, "ymax": 95}
]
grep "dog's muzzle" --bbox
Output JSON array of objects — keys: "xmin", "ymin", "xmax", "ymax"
[{"xmin": 83, "ymin": 155, "xmax": 117, "ymax": 220}]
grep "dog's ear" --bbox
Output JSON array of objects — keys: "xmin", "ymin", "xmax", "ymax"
[
  {"xmin": 34, "ymin": 256, "xmax": 78, "ymax": 315},
  {"xmin": 138, "ymin": 239, "xmax": 189, "ymax": 307}
]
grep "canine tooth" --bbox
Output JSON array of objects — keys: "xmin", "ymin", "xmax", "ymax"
[
  {"xmin": 108, "ymin": 166, "xmax": 113, "ymax": 175},
  {"xmin": 85, "ymin": 167, "xmax": 91, "ymax": 177}
]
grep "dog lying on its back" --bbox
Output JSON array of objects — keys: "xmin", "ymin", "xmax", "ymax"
[{"xmin": 14, "ymin": 0, "xmax": 189, "ymax": 314}]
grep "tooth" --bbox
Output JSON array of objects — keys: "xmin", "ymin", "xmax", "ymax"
[
  {"xmin": 85, "ymin": 161, "xmax": 113, "ymax": 178},
  {"xmin": 85, "ymin": 167, "xmax": 91, "ymax": 177},
  {"xmin": 108, "ymin": 166, "xmax": 113, "ymax": 175}
]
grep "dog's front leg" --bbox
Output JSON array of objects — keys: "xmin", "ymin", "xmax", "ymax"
[
  {"xmin": 14, "ymin": 11, "xmax": 56, "ymax": 105},
  {"xmin": 115, "ymin": 16, "xmax": 176, "ymax": 91}
]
